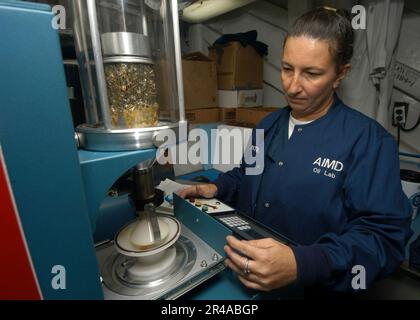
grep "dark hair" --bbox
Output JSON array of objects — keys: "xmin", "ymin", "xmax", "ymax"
[{"xmin": 285, "ymin": 7, "xmax": 354, "ymax": 72}]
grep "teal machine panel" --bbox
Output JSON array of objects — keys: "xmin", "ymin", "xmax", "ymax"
[
  {"xmin": 173, "ymin": 194, "xmax": 259, "ymax": 300},
  {"xmin": 173, "ymin": 194, "xmax": 302, "ymax": 300},
  {"xmin": 0, "ymin": 0, "xmax": 103, "ymax": 299}
]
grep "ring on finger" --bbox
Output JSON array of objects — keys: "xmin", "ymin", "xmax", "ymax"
[{"xmin": 243, "ymin": 257, "xmax": 251, "ymax": 275}]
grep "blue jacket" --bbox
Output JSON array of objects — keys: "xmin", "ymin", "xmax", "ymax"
[{"xmin": 214, "ymin": 95, "xmax": 413, "ymax": 292}]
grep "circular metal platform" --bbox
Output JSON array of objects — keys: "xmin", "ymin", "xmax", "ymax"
[{"xmin": 101, "ymin": 236, "xmax": 197, "ymax": 297}]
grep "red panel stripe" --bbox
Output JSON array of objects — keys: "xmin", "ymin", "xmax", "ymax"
[{"xmin": 0, "ymin": 148, "xmax": 42, "ymax": 300}]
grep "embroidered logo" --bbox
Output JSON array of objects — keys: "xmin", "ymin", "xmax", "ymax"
[{"xmin": 312, "ymin": 157, "xmax": 344, "ymax": 179}]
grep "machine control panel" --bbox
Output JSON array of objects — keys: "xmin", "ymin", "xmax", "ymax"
[
  {"xmin": 181, "ymin": 197, "xmax": 296, "ymax": 246},
  {"xmin": 212, "ymin": 212, "xmax": 295, "ymax": 246}
]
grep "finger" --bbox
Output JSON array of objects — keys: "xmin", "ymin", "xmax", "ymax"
[
  {"xmin": 177, "ymin": 187, "xmax": 191, "ymax": 198},
  {"xmin": 225, "ymin": 257, "xmax": 250, "ymax": 276},
  {"xmin": 246, "ymin": 238, "xmax": 278, "ymax": 248},
  {"xmin": 195, "ymin": 185, "xmax": 208, "ymax": 198},
  {"xmin": 224, "ymin": 244, "xmax": 247, "ymax": 267},
  {"xmin": 226, "ymin": 236, "xmax": 260, "ymax": 260},
  {"xmin": 196, "ymin": 184, "xmax": 214, "ymax": 198},
  {"xmin": 224, "ymin": 244, "xmax": 249, "ymax": 271},
  {"xmin": 177, "ymin": 188, "xmax": 188, "ymax": 198},
  {"xmin": 237, "ymin": 275, "xmax": 265, "ymax": 291},
  {"xmin": 224, "ymin": 244, "xmax": 261, "ymax": 277},
  {"xmin": 225, "ymin": 258, "xmax": 262, "ymax": 284},
  {"xmin": 224, "ymin": 258, "xmax": 245, "ymax": 276},
  {"xmin": 177, "ymin": 186, "xmax": 198, "ymax": 198}
]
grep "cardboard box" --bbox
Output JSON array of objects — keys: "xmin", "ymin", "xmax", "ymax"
[
  {"xmin": 209, "ymin": 42, "xmax": 263, "ymax": 90},
  {"xmin": 182, "ymin": 52, "xmax": 218, "ymax": 110},
  {"xmin": 185, "ymin": 107, "xmax": 220, "ymax": 124},
  {"xmin": 218, "ymin": 89, "xmax": 263, "ymax": 108},
  {"xmin": 235, "ymin": 107, "xmax": 278, "ymax": 127},
  {"xmin": 219, "ymin": 108, "xmax": 237, "ymax": 122}
]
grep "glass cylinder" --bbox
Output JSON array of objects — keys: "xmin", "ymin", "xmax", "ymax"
[
  {"xmin": 72, "ymin": 0, "xmax": 184, "ymax": 144},
  {"xmin": 98, "ymin": 0, "xmax": 146, "ymax": 34}
]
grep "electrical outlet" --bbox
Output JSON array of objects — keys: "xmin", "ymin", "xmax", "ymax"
[{"xmin": 393, "ymin": 102, "xmax": 409, "ymax": 127}]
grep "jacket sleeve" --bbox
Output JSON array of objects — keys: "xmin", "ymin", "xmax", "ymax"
[
  {"xmin": 213, "ymin": 166, "xmax": 245, "ymax": 206},
  {"xmin": 292, "ymin": 126, "xmax": 413, "ymax": 292}
]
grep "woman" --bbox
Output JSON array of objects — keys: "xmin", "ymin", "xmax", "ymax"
[{"xmin": 179, "ymin": 7, "xmax": 412, "ymax": 294}]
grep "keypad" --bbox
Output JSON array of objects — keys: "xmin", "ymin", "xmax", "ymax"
[
  {"xmin": 219, "ymin": 216, "xmax": 250, "ymax": 229},
  {"xmin": 214, "ymin": 212, "xmax": 289, "ymax": 244}
]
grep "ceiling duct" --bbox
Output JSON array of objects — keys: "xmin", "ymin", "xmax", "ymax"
[{"xmin": 181, "ymin": 0, "xmax": 257, "ymax": 23}]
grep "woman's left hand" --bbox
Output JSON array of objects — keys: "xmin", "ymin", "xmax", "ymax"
[{"xmin": 224, "ymin": 235, "xmax": 298, "ymax": 291}]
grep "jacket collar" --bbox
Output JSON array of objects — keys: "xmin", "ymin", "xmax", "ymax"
[{"xmin": 266, "ymin": 93, "xmax": 342, "ymax": 161}]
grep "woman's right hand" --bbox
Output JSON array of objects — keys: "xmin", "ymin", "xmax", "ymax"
[{"xmin": 177, "ymin": 184, "xmax": 218, "ymax": 199}]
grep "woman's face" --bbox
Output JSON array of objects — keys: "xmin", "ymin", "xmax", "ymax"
[{"xmin": 281, "ymin": 36, "xmax": 349, "ymax": 120}]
